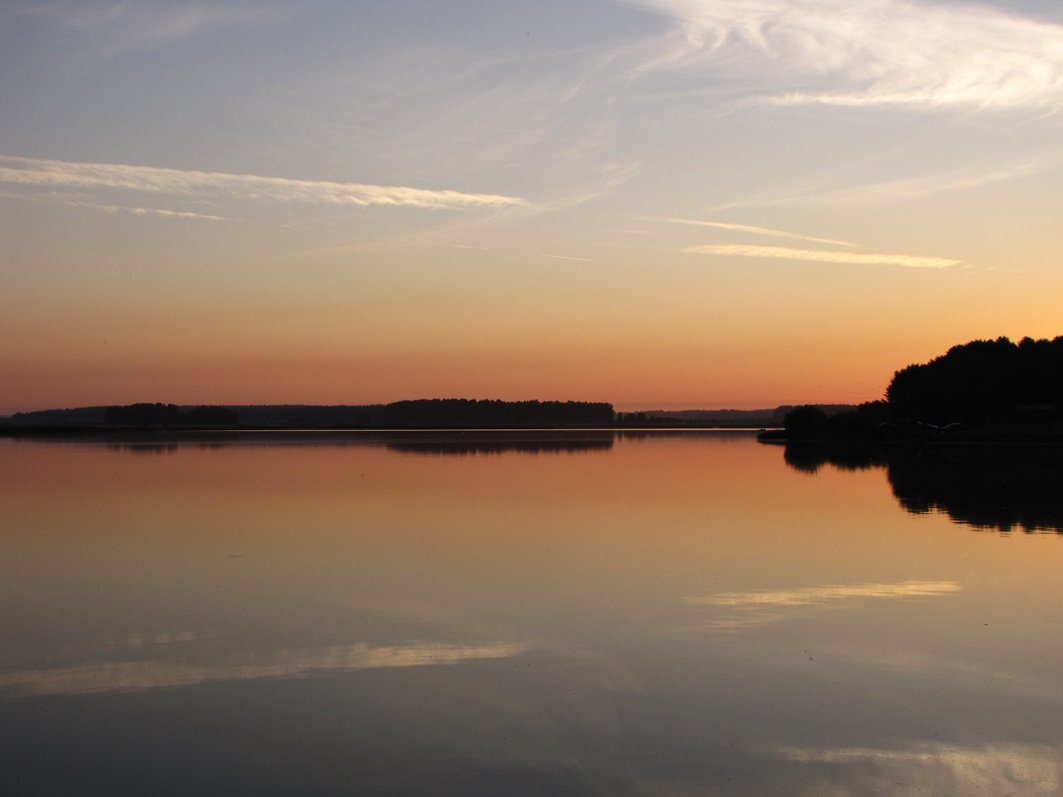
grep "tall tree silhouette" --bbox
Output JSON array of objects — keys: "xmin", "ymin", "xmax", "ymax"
[{"xmin": 886, "ymin": 336, "xmax": 1063, "ymax": 424}]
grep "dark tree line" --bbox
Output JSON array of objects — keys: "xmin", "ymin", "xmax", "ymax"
[
  {"xmin": 8, "ymin": 400, "xmax": 615, "ymax": 429},
  {"xmin": 781, "ymin": 335, "xmax": 1063, "ymax": 439},
  {"xmin": 782, "ymin": 402, "xmax": 889, "ymax": 440},
  {"xmin": 885, "ymin": 336, "xmax": 1063, "ymax": 424},
  {"xmin": 375, "ymin": 399, "xmax": 615, "ymax": 428},
  {"xmin": 104, "ymin": 403, "xmax": 239, "ymax": 426}
]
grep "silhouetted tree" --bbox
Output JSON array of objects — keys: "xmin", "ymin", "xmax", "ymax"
[
  {"xmin": 185, "ymin": 406, "xmax": 239, "ymax": 426},
  {"xmin": 783, "ymin": 405, "xmax": 827, "ymax": 439},
  {"xmin": 105, "ymin": 403, "xmax": 183, "ymax": 426},
  {"xmin": 885, "ymin": 336, "xmax": 1063, "ymax": 424},
  {"xmin": 376, "ymin": 399, "xmax": 614, "ymax": 428}
]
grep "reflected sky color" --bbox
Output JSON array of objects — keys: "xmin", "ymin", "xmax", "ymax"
[
  {"xmin": 0, "ymin": 641, "xmax": 526, "ymax": 698},
  {"xmin": 689, "ymin": 579, "xmax": 962, "ymax": 607},
  {"xmin": 684, "ymin": 579, "xmax": 962, "ymax": 630},
  {"xmin": 3, "ymin": 432, "xmax": 1063, "ymax": 794},
  {"xmin": 771, "ymin": 743, "xmax": 1063, "ymax": 796}
]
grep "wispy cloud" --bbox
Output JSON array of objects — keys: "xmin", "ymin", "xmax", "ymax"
[
  {"xmin": 65, "ymin": 198, "xmax": 224, "ymax": 221},
  {"xmin": 650, "ymin": 216, "xmax": 859, "ymax": 247},
  {"xmin": 683, "ymin": 244, "xmax": 960, "ymax": 269},
  {"xmin": 623, "ymin": 0, "xmax": 1063, "ymax": 110},
  {"xmin": 0, "ymin": 156, "xmax": 527, "ymax": 210},
  {"xmin": 546, "ymin": 254, "xmax": 599, "ymax": 263},
  {"xmin": 0, "ymin": 641, "xmax": 526, "ymax": 698},
  {"xmin": 771, "ymin": 742, "xmax": 1062, "ymax": 796},
  {"xmin": 683, "ymin": 580, "xmax": 961, "ymax": 630}
]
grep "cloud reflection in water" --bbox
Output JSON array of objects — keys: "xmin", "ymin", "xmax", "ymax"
[
  {"xmin": 684, "ymin": 580, "xmax": 961, "ymax": 630},
  {"xmin": 771, "ymin": 742, "xmax": 1062, "ymax": 796},
  {"xmin": 0, "ymin": 641, "xmax": 526, "ymax": 699}
]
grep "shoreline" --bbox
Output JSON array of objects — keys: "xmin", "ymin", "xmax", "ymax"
[{"xmin": 0, "ymin": 425, "xmax": 780, "ymax": 440}]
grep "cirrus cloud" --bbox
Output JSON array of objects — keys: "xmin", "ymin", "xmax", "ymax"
[
  {"xmin": 623, "ymin": 0, "xmax": 1063, "ymax": 110},
  {"xmin": 0, "ymin": 155, "xmax": 527, "ymax": 210},
  {"xmin": 650, "ymin": 216, "xmax": 860, "ymax": 247},
  {"xmin": 684, "ymin": 243, "xmax": 960, "ymax": 269}
]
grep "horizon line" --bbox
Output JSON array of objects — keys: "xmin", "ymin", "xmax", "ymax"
[{"xmin": 2, "ymin": 399, "xmax": 868, "ymax": 417}]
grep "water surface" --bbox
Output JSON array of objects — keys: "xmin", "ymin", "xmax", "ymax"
[{"xmin": 2, "ymin": 431, "xmax": 1061, "ymax": 795}]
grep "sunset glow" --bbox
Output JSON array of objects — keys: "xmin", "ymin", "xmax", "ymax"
[{"xmin": 3, "ymin": 0, "xmax": 1062, "ymax": 413}]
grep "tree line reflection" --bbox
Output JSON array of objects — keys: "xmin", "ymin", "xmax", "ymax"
[
  {"xmin": 90, "ymin": 431, "xmax": 616, "ymax": 456},
  {"xmin": 783, "ymin": 443, "xmax": 1063, "ymax": 533},
  {"xmin": 385, "ymin": 431, "xmax": 614, "ymax": 455},
  {"xmin": 386, "ymin": 440, "xmax": 614, "ymax": 456}
]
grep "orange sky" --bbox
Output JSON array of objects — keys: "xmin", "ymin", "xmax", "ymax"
[{"xmin": 2, "ymin": 1, "xmax": 1062, "ymax": 413}]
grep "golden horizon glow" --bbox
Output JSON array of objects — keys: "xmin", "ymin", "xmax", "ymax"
[{"xmin": 2, "ymin": 0, "xmax": 1062, "ymax": 413}]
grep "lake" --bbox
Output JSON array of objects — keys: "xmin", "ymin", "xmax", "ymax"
[{"xmin": 2, "ymin": 431, "xmax": 1062, "ymax": 795}]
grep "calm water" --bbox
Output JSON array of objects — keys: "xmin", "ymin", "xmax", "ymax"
[{"xmin": 2, "ymin": 431, "xmax": 1062, "ymax": 795}]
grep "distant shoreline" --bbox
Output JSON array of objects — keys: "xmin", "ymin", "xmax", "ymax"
[
  {"xmin": 0, "ymin": 424, "xmax": 780, "ymax": 438},
  {"xmin": 1, "ymin": 400, "xmax": 793, "ymax": 434}
]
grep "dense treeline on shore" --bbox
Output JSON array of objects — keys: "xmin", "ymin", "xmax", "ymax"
[
  {"xmin": 5, "ymin": 399, "xmax": 617, "ymax": 431},
  {"xmin": 17, "ymin": 336, "xmax": 1057, "ymax": 439},
  {"xmin": 775, "ymin": 336, "xmax": 1063, "ymax": 442},
  {"xmin": 375, "ymin": 399, "xmax": 615, "ymax": 428},
  {"xmin": 887, "ymin": 336, "xmax": 1063, "ymax": 424},
  {"xmin": 615, "ymin": 408, "xmax": 784, "ymax": 427},
  {"xmin": 103, "ymin": 404, "xmax": 239, "ymax": 426},
  {"xmin": 3, "ymin": 400, "xmax": 792, "ymax": 432}
]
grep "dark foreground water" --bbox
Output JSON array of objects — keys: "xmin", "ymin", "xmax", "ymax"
[{"xmin": 2, "ymin": 431, "xmax": 1062, "ymax": 795}]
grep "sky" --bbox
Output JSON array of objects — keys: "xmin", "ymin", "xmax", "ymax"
[{"xmin": 2, "ymin": 0, "xmax": 1062, "ymax": 413}]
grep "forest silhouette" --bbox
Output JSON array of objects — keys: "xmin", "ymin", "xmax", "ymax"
[
  {"xmin": 782, "ymin": 336, "xmax": 1063, "ymax": 440},
  {"xmin": 8, "ymin": 399, "xmax": 616, "ymax": 431},
  {"xmin": 887, "ymin": 336, "xmax": 1063, "ymax": 424},
  {"xmin": 6, "ymin": 335, "xmax": 1062, "ymax": 436}
]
